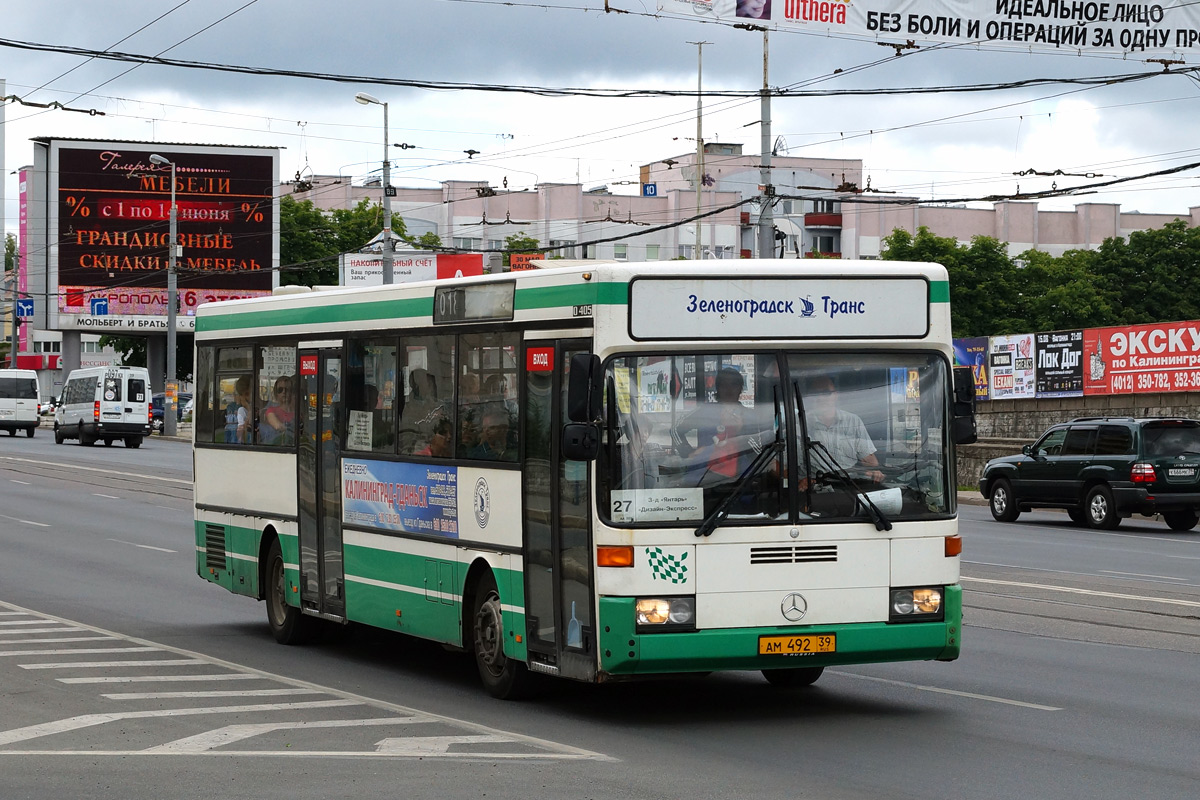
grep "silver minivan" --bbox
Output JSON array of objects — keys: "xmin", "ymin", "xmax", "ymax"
[
  {"xmin": 0, "ymin": 368, "xmax": 40, "ymax": 437},
  {"xmin": 54, "ymin": 366, "xmax": 152, "ymax": 448}
]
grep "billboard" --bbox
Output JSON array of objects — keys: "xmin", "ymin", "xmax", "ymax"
[
  {"xmin": 989, "ymin": 334, "xmax": 1036, "ymax": 399},
  {"xmin": 47, "ymin": 141, "xmax": 278, "ymax": 333},
  {"xmin": 1035, "ymin": 329, "xmax": 1084, "ymax": 397},
  {"xmin": 1083, "ymin": 320, "xmax": 1200, "ymax": 395},
  {"xmin": 952, "ymin": 337, "xmax": 989, "ymax": 401},
  {"xmin": 662, "ymin": 1, "xmax": 1200, "ymax": 55},
  {"xmin": 339, "ymin": 252, "xmax": 484, "ymax": 288}
]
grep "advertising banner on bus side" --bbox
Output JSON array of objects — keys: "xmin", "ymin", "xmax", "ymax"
[{"xmin": 342, "ymin": 458, "xmax": 459, "ymax": 537}]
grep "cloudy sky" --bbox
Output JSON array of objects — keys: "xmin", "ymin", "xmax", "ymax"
[{"xmin": 4, "ymin": 0, "xmax": 1200, "ymax": 244}]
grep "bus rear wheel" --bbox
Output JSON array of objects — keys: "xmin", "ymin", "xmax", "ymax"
[
  {"xmin": 471, "ymin": 573, "xmax": 530, "ymax": 700},
  {"xmin": 762, "ymin": 666, "xmax": 824, "ymax": 688},
  {"xmin": 265, "ymin": 538, "xmax": 310, "ymax": 645}
]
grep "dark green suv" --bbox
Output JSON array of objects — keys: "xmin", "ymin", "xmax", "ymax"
[{"xmin": 979, "ymin": 417, "xmax": 1200, "ymax": 531}]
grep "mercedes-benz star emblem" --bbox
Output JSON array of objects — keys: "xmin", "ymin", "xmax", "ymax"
[{"xmin": 781, "ymin": 593, "xmax": 807, "ymax": 622}]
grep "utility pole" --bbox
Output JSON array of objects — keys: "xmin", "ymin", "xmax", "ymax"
[
  {"xmin": 355, "ymin": 93, "xmax": 393, "ymax": 284},
  {"xmin": 688, "ymin": 41, "xmax": 710, "ymax": 260},
  {"xmin": 149, "ymin": 154, "xmax": 179, "ymax": 437},
  {"xmin": 757, "ymin": 30, "xmax": 775, "ymax": 260}
]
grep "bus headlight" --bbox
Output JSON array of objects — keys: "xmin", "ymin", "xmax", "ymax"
[
  {"xmin": 889, "ymin": 587, "xmax": 944, "ymax": 622},
  {"xmin": 635, "ymin": 597, "xmax": 695, "ymax": 631}
]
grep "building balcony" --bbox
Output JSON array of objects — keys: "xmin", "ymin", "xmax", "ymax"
[{"xmin": 804, "ymin": 213, "xmax": 842, "ymax": 228}]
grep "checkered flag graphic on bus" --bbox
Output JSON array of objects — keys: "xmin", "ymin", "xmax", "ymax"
[{"xmin": 645, "ymin": 547, "xmax": 688, "ymax": 584}]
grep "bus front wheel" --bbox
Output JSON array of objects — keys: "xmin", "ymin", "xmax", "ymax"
[
  {"xmin": 471, "ymin": 573, "xmax": 530, "ymax": 700},
  {"xmin": 265, "ymin": 539, "xmax": 310, "ymax": 645},
  {"xmin": 762, "ymin": 666, "xmax": 824, "ymax": 688}
]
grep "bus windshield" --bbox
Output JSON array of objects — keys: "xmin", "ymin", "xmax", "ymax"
[{"xmin": 599, "ymin": 352, "xmax": 951, "ymax": 527}]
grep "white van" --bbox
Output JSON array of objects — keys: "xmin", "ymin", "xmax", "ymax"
[
  {"xmin": 0, "ymin": 368, "xmax": 40, "ymax": 437},
  {"xmin": 55, "ymin": 366, "xmax": 152, "ymax": 448}
]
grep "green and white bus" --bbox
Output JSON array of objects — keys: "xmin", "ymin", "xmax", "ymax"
[{"xmin": 193, "ymin": 260, "xmax": 974, "ymax": 698}]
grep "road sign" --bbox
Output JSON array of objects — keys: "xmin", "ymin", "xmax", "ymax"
[
  {"xmin": 90, "ymin": 297, "xmax": 109, "ymax": 315},
  {"xmin": 15, "ymin": 299, "xmax": 34, "ymax": 318},
  {"xmin": 642, "ymin": 183, "xmax": 658, "ymax": 197}
]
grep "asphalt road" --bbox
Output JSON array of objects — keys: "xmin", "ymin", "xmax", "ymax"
[{"xmin": 1, "ymin": 433, "xmax": 1197, "ymax": 799}]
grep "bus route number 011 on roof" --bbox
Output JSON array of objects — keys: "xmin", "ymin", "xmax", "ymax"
[{"xmin": 434, "ymin": 282, "xmax": 515, "ymax": 324}]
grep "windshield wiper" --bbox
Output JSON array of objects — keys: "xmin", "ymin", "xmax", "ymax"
[
  {"xmin": 807, "ymin": 440, "xmax": 893, "ymax": 531},
  {"xmin": 694, "ymin": 439, "xmax": 785, "ymax": 538}
]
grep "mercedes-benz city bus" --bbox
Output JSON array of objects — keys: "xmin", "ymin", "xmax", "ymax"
[{"xmin": 193, "ymin": 260, "xmax": 975, "ymax": 698}]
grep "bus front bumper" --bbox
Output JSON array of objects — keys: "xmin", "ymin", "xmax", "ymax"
[{"xmin": 597, "ymin": 585, "xmax": 961, "ymax": 677}]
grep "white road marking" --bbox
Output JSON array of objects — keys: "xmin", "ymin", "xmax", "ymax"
[
  {"xmin": 59, "ymin": 674, "xmax": 264, "ymax": 684},
  {"xmin": 0, "ymin": 647, "xmax": 158, "ymax": 658},
  {"xmin": 833, "ymin": 672, "xmax": 1062, "ymax": 711},
  {"xmin": 0, "ymin": 612, "xmax": 33, "ymax": 616},
  {"xmin": 0, "ymin": 512, "xmax": 49, "ymax": 527},
  {"xmin": 0, "ymin": 455, "xmax": 192, "ymax": 485},
  {"xmin": 962, "ymin": 575, "xmax": 1200, "ymax": 608},
  {"xmin": 10, "ymin": 479, "xmax": 31, "ymax": 485},
  {"xmin": 20, "ymin": 659, "xmax": 205, "ymax": 670},
  {"xmin": 1099, "ymin": 569, "xmax": 1185, "ymax": 581},
  {"xmin": 0, "ymin": 627, "xmax": 84, "ymax": 635},
  {"xmin": 143, "ymin": 716, "xmax": 426, "ymax": 754},
  {"xmin": 0, "ymin": 600, "xmax": 615, "ymax": 762},
  {"xmin": 102, "ymin": 688, "xmax": 322, "ymax": 700},
  {"xmin": 375, "ymin": 735, "xmax": 510, "ymax": 755},
  {"xmin": 0, "ymin": 621, "xmax": 69, "ymax": 627},
  {"xmin": 92, "ymin": 493, "xmax": 119, "ymax": 500},
  {"xmin": 0, "ymin": 637, "xmax": 118, "ymax": 645},
  {"xmin": 0, "ymin": 701, "xmax": 362, "ymax": 746},
  {"xmin": 106, "ymin": 538, "xmax": 177, "ymax": 553}
]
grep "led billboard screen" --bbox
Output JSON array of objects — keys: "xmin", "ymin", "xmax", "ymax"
[{"xmin": 49, "ymin": 141, "xmax": 277, "ymax": 332}]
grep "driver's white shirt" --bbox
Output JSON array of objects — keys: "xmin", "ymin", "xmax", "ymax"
[{"xmin": 806, "ymin": 409, "xmax": 875, "ymax": 470}]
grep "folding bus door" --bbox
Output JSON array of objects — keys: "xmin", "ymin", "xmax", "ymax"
[
  {"xmin": 522, "ymin": 338, "xmax": 595, "ymax": 682},
  {"xmin": 297, "ymin": 349, "xmax": 346, "ymax": 619}
]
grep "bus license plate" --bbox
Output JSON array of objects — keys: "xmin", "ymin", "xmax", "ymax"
[{"xmin": 758, "ymin": 634, "xmax": 836, "ymax": 656}]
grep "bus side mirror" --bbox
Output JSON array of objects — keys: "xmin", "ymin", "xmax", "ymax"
[
  {"xmin": 567, "ymin": 353, "xmax": 601, "ymax": 423},
  {"xmin": 952, "ymin": 366, "xmax": 977, "ymax": 445},
  {"xmin": 953, "ymin": 366, "xmax": 975, "ymax": 405},
  {"xmin": 562, "ymin": 422, "xmax": 599, "ymax": 461}
]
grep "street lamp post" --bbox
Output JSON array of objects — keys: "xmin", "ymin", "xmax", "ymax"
[
  {"xmin": 355, "ymin": 92, "xmax": 394, "ymax": 284},
  {"xmin": 149, "ymin": 154, "xmax": 178, "ymax": 437}
]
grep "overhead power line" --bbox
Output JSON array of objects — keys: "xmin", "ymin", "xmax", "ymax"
[{"xmin": 0, "ymin": 36, "xmax": 1190, "ymax": 99}]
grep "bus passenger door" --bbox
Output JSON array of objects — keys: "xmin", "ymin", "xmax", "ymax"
[
  {"xmin": 297, "ymin": 349, "xmax": 345, "ymax": 620},
  {"xmin": 522, "ymin": 339, "xmax": 595, "ymax": 682}
]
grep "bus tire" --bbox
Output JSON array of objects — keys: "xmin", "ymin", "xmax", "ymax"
[
  {"xmin": 125, "ymin": 436, "xmax": 142, "ymax": 449},
  {"xmin": 762, "ymin": 666, "xmax": 824, "ymax": 688},
  {"xmin": 471, "ymin": 573, "xmax": 529, "ymax": 700},
  {"xmin": 265, "ymin": 538, "xmax": 310, "ymax": 645}
]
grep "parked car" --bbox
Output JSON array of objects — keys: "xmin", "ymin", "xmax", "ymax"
[
  {"xmin": 151, "ymin": 392, "xmax": 193, "ymax": 431},
  {"xmin": 980, "ymin": 417, "xmax": 1200, "ymax": 531},
  {"xmin": 41, "ymin": 397, "xmax": 58, "ymax": 415}
]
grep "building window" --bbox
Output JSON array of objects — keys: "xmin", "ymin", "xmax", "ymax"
[
  {"xmin": 813, "ymin": 235, "xmax": 836, "ymax": 253},
  {"xmin": 34, "ymin": 341, "xmax": 62, "ymax": 354},
  {"xmin": 453, "ymin": 237, "xmax": 482, "ymax": 251},
  {"xmin": 613, "ymin": 244, "xmax": 628, "ymax": 261},
  {"xmin": 486, "ymin": 239, "xmax": 503, "ymax": 253},
  {"xmin": 550, "ymin": 239, "xmax": 575, "ymax": 259},
  {"xmin": 645, "ymin": 244, "xmax": 660, "ymax": 261},
  {"xmin": 780, "ymin": 200, "xmax": 793, "ymax": 214},
  {"xmin": 812, "ymin": 199, "xmax": 836, "ymax": 214}
]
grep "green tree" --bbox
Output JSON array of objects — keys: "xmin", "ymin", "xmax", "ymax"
[
  {"xmin": 1015, "ymin": 248, "xmax": 1114, "ymax": 331},
  {"xmin": 882, "ymin": 226, "xmax": 1024, "ymax": 337},
  {"xmin": 502, "ymin": 233, "xmax": 540, "ymax": 269},
  {"xmin": 409, "ymin": 231, "xmax": 443, "ymax": 250},
  {"xmin": 4, "ymin": 233, "xmax": 15, "ymax": 273},
  {"xmin": 279, "ymin": 195, "xmax": 408, "ymax": 285},
  {"xmin": 1090, "ymin": 219, "xmax": 1200, "ymax": 325}
]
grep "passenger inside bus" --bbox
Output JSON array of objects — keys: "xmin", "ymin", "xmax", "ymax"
[{"xmin": 259, "ymin": 375, "xmax": 296, "ymax": 446}]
